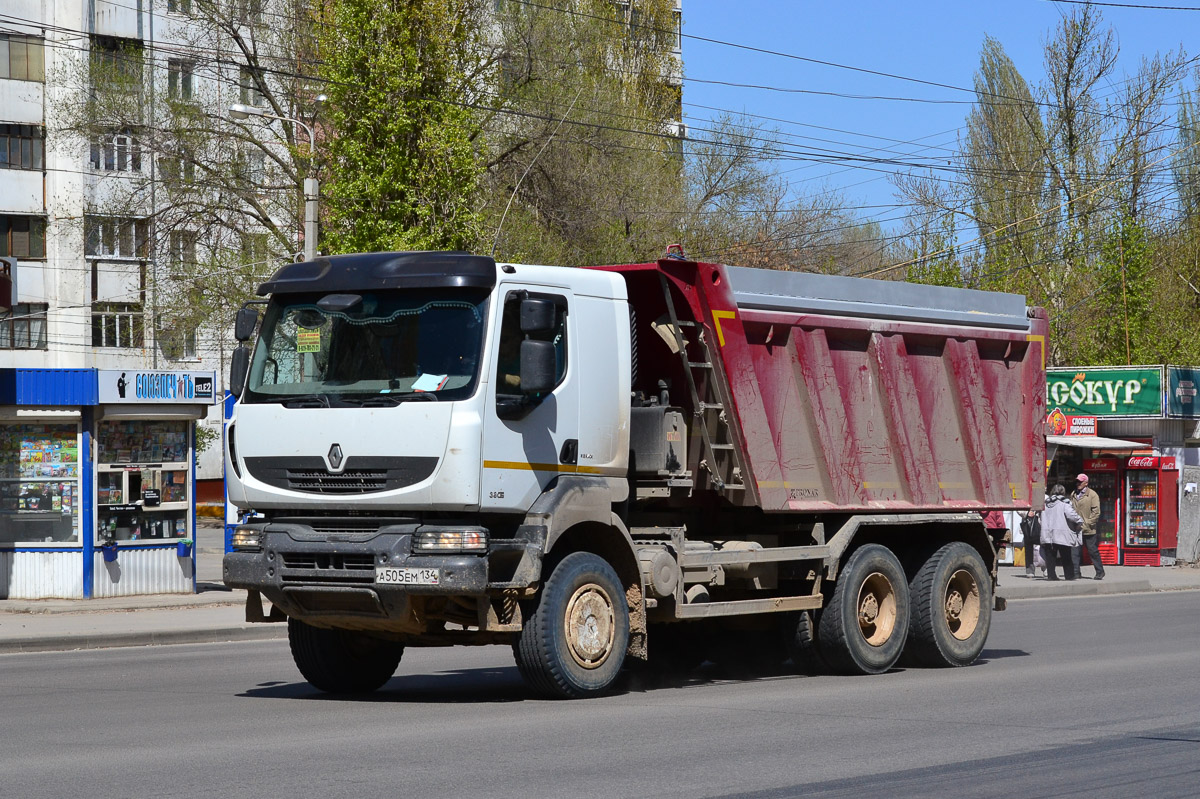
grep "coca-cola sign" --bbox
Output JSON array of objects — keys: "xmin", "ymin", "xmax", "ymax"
[{"xmin": 1127, "ymin": 456, "xmax": 1158, "ymax": 468}]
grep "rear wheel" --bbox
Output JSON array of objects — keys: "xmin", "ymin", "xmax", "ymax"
[
  {"xmin": 288, "ymin": 618, "xmax": 404, "ymax": 694},
  {"xmin": 818, "ymin": 544, "xmax": 909, "ymax": 675},
  {"xmin": 513, "ymin": 552, "xmax": 630, "ymax": 699},
  {"xmin": 781, "ymin": 610, "xmax": 827, "ymax": 674},
  {"xmin": 905, "ymin": 542, "xmax": 992, "ymax": 667}
]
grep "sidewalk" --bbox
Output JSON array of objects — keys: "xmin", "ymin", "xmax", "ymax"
[{"xmin": 2, "ymin": 532, "xmax": 1199, "ymax": 654}]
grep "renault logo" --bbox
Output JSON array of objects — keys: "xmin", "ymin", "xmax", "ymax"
[{"xmin": 327, "ymin": 443, "xmax": 344, "ymax": 470}]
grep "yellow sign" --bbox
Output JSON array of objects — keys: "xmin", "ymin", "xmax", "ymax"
[{"xmin": 297, "ymin": 329, "xmax": 321, "ymax": 353}]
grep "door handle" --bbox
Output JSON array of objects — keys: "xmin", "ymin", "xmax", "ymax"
[{"xmin": 559, "ymin": 439, "xmax": 578, "ymax": 465}]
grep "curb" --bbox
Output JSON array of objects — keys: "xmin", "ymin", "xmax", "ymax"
[
  {"xmin": 0, "ymin": 624, "xmax": 288, "ymax": 654},
  {"xmin": 999, "ymin": 578, "xmax": 1157, "ymax": 600}
]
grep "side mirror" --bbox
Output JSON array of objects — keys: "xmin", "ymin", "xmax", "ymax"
[
  {"xmin": 520, "ymin": 298, "xmax": 557, "ymax": 334},
  {"xmin": 520, "ymin": 339, "xmax": 556, "ymax": 394},
  {"xmin": 235, "ymin": 308, "xmax": 259, "ymax": 342},
  {"xmin": 230, "ymin": 345, "xmax": 251, "ymax": 397}
]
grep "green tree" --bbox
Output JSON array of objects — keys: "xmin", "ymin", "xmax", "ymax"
[{"xmin": 316, "ymin": 0, "xmax": 488, "ymax": 254}]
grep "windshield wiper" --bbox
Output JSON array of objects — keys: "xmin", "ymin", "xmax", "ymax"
[
  {"xmin": 342, "ymin": 393, "xmax": 438, "ymax": 407},
  {"xmin": 280, "ymin": 394, "xmax": 332, "ymax": 408}
]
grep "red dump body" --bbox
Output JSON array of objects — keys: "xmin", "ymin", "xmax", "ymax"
[{"xmin": 597, "ymin": 259, "xmax": 1048, "ymax": 514}]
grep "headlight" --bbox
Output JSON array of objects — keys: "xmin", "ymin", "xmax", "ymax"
[
  {"xmin": 412, "ymin": 530, "xmax": 488, "ymax": 553},
  {"xmin": 231, "ymin": 525, "xmax": 264, "ymax": 551}
]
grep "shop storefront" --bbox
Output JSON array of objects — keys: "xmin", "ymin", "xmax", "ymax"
[
  {"xmin": 1045, "ymin": 366, "xmax": 1198, "ymax": 566},
  {"xmin": 0, "ymin": 368, "xmax": 215, "ymax": 599}
]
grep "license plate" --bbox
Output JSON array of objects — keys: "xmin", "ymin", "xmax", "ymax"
[{"xmin": 375, "ymin": 566, "xmax": 440, "ymax": 586}]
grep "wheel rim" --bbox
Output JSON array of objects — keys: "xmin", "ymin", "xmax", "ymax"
[
  {"xmin": 856, "ymin": 571, "xmax": 897, "ymax": 647},
  {"xmin": 564, "ymin": 582, "xmax": 617, "ymax": 669},
  {"xmin": 944, "ymin": 568, "xmax": 981, "ymax": 640}
]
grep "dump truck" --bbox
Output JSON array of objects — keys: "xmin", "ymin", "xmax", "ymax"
[{"xmin": 223, "ymin": 251, "xmax": 1047, "ymax": 698}]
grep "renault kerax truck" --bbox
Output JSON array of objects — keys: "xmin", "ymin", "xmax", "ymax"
[{"xmin": 223, "ymin": 251, "xmax": 1047, "ymax": 698}]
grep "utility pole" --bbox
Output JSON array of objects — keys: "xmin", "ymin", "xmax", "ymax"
[{"xmin": 228, "ymin": 100, "xmax": 325, "ymax": 261}]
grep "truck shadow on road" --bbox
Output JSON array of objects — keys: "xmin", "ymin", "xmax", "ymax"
[{"xmin": 239, "ymin": 649, "xmax": 1031, "ymax": 703}]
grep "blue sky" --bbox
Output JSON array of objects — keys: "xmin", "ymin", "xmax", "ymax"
[{"xmin": 681, "ymin": 1, "xmax": 1196, "ymax": 220}]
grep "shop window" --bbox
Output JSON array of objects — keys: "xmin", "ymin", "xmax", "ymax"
[
  {"xmin": 0, "ymin": 215, "xmax": 47, "ymax": 259},
  {"xmin": 96, "ymin": 420, "xmax": 190, "ymax": 542},
  {"xmin": 0, "ymin": 124, "xmax": 45, "ymax": 171},
  {"xmin": 0, "ymin": 303, "xmax": 49, "ymax": 349},
  {"xmin": 0, "ymin": 424, "xmax": 80, "ymax": 546},
  {"xmin": 0, "ymin": 34, "xmax": 46, "ymax": 82},
  {"xmin": 89, "ymin": 129, "xmax": 141, "ymax": 172}
]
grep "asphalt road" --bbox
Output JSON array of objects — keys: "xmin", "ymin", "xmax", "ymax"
[{"xmin": 3, "ymin": 592, "xmax": 1199, "ymax": 799}]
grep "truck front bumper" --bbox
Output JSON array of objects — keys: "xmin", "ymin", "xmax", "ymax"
[{"xmin": 222, "ymin": 522, "xmax": 545, "ymax": 624}]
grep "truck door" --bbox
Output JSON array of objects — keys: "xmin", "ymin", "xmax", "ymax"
[{"xmin": 481, "ymin": 287, "xmax": 579, "ymax": 512}]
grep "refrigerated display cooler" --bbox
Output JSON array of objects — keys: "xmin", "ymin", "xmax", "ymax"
[
  {"xmin": 1123, "ymin": 456, "xmax": 1179, "ymax": 566},
  {"xmin": 1081, "ymin": 458, "xmax": 1121, "ymax": 565}
]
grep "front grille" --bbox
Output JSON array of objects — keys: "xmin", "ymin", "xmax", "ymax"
[
  {"xmin": 245, "ymin": 456, "xmax": 438, "ymax": 495},
  {"xmin": 286, "ymin": 468, "xmax": 388, "ymax": 494},
  {"xmin": 281, "ymin": 552, "xmax": 376, "ymax": 583}
]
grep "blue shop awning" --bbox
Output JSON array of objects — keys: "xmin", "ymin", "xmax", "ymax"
[{"xmin": 0, "ymin": 369, "xmax": 97, "ymax": 406}]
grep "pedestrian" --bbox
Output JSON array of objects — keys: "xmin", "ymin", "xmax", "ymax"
[
  {"xmin": 1072, "ymin": 473, "xmax": 1105, "ymax": 581},
  {"xmin": 1019, "ymin": 509, "xmax": 1042, "ymax": 578},
  {"xmin": 1040, "ymin": 484, "xmax": 1083, "ymax": 581}
]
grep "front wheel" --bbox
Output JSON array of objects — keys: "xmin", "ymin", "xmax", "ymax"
[
  {"xmin": 905, "ymin": 542, "xmax": 992, "ymax": 667},
  {"xmin": 288, "ymin": 618, "xmax": 404, "ymax": 694},
  {"xmin": 818, "ymin": 544, "xmax": 909, "ymax": 675},
  {"xmin": 513, "ymin": 552, "xmax": 630, "ymax": 699}
]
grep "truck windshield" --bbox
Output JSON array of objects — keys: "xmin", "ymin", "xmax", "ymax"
[{"xmin": 244, "ymin": 289, "xmax": 490, "ymax": 405}]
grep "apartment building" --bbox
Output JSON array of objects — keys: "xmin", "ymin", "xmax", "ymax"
[{"xmin": 0, "ymin": 0, "xmax": 298, "ymax": 598}]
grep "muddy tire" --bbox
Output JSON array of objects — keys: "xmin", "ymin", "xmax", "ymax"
[
  {"xmin": 288, "ymin": 618, "xmax": 404, "ymax": 694},
  {"xmin": 781, "ymin": 610, "xmax": 827, "ymax": 674},
  {"xmin": 513, "ymin": 552, "xmax": 630, "ymax": 699},
  {"xmin": 818, "ymin": 544, "xmax": 909, "ymax": 675},
  {"xmin": 905, "ymin": 542, "xmax": 992, "ymax": 668}
]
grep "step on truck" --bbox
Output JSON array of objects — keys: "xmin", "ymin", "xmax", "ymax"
[{"xmin": 223, "ymin": 251, "xmax": 1047, "ymax": 698}]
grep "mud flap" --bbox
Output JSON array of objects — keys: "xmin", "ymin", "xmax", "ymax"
[{"xmin": 246, "ymin": 589, "xmax": 287, "ymax": 623}]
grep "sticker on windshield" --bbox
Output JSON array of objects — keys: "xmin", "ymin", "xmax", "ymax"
[{"xmin": 296, "ymin": 329, "xmax": 322, "ymax": 353}]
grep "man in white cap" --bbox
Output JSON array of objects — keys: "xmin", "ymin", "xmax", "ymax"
[{"xmin": 1072, "ymin": 473, "xmax": 1104, "ymax": 580}]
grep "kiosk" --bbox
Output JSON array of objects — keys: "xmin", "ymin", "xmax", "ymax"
[{"xmin": 0, "ymin": 368, "xmax": 216, "ymax": 599}]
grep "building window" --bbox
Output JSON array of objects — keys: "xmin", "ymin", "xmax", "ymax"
[
  {"xmin": 0, "ymin": 303, "xmax": 49, "ymax": 349},
  {"xmin": 91, "ymin": 36, "xmax": 143, "ymax": 93},
  {"xmin": 92, "ymin": 303, "xmax": 144, "ymax": 348},
  {"xmin": 237, "ymin": 148, "xmax": 266, "ymax": 184},
  {"xmin": 0, "ymin": 34, "xmax": 45, "ymax": 82},
  {"xmin": 160, "ymin": 155, "xmax": 196, "ymax": 187},
  {"xmin": 158, "ymin": 321, "xmax": 197, "ymax": 361},
  {"xmin": 167, "ymin": 0, "xmax": 193, "ymax": 14},
  {"xmin": 239, "ymin": 67, "xmax": 265, "ymax": 106},
  {"xmin": 0, "ymin": 125, "xmax": 45, "ymax": 171},
  {"xmin": 241, "ymin": 231, "xmax": 272, "ymax": 265},
  {"xmin": 673, "ymin": 9, "xmax": 682, "ymax": 53},
  {"xmin": 0, "ymin": 216, "xmax": 47, "ymax": 259},
  {"xmin": 168, "ymin": 59, "xmax": 194, "ymax": 101},
  {"xmin": 169, "ymin": 230, "xmax": 198, "ymax": 271},
  {"xmin": 233, "ymin": 0, "xmax": 264, "ymax": 26},
  {"xmin": 90, "ymin": 129, "xmax": 142, "ymax": 172},
  {"xmin": 85, "ymin": 217, "xmax": 150, "ymax": 259}
]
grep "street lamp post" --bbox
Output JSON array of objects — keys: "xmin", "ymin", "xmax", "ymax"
[{"xmin": 228, "ymin": 101, "xmax": 323, "ymax": 262}]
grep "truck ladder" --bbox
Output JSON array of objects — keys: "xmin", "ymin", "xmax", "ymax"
[{"xmin": 657, "ymin": 272, "xmax": 748, "ymax": 494}]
